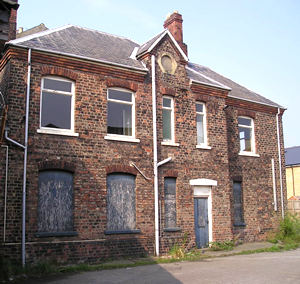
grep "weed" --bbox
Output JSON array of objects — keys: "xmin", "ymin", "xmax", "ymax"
[
  {"xmin": 279, "ymin": 213, "xmax": 300, "ymax": 240},
  {"xmin": 169, "ymin": 243, "xmax": 185, "ymax": 259},
  {"xmin": 169, "ymin": 232, "xmax": 190, "ymax": 259},
  {"xmin": 210, "ymin": 241, "xmax": 234, "ymax": 251}
]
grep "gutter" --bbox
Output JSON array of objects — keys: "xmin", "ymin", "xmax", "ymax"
[
  {"xmin": 228, "ymin": 94, "xmax": 286, "ymax": 110},
  {"xmin": 7, "ymin": 44, "xmax": 148, "ymax": 74},
  {"xmin": 276, "ymin": 108, "xmax": 284, "ymax": 218},
  {"xmin": 190, "ymin": 79, "xmax": 231, "ymax": 91}
]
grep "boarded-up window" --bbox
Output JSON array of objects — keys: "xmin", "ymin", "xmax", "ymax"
[
  {"xmin": 107, "ymin": 173, "xmax": 136, "ymax": 231},
  {"xmin": 164, "ymin": 177, "xmax": 176, "ymax": 228},
  {"xmin": 38, "ymin": 171, "xmax": 74, "ymax": 233},
  {"xmin": 233, "ymin": 181, "xmax": 244, "ymax": 226}
]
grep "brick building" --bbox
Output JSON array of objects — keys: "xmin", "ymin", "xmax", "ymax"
[{"xmin": 0, "ymin": 11, "xmax": 286, "ymax": 265}]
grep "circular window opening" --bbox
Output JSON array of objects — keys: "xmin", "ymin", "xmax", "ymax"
[{"xmin": 161, "ymin": 55, "xmax": 173, "ymax": 73}]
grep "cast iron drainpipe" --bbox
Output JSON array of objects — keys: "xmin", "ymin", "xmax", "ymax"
[
  {"xmin": 276, "ymin": 108, "xmax": 284, "ymax": 218},
  {"xmin": 1, "ymin": 145, "xmax": 8, "ymax": 242},
  {"xmin": 5, "ymin": 48, "xmax": 31, "ymax": 267},
  {"xmin": 151, "ymin": 54, "xmax": 173, "ymax": 256}
]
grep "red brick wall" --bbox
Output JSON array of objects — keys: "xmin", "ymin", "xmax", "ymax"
[
  {"xmin": 0, "ymin": 41, "xmax": 286, "ymax": 264},
  {"xmin": 226, "ymin": 106, "xmax": 285, "ymax": 241}
]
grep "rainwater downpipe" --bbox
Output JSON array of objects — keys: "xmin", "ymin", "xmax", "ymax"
[
  {"xmin": 271, "ymin": 158, "xmax": 278, "ymax": 211},
  {"xmin": 276, "ymin": 108, "xmax": 284, "ymax": 218},
  {"xmin": 151, "ymin": 54, "xmax": 159, "ymax": 256},
  {"xmin": 21, "ymin": 48, "xmax": 31, "ymax": 267},
  {"xmin": 151, "ymin": 54, "xmax": 172, "ymax": 256},
  {"xmin": 1, "ymin": 145, "xmax": 8, "ymax": 242},
  {"xmin": 5, "ymin": 48, "xmax": 31, "ymax": 266}
]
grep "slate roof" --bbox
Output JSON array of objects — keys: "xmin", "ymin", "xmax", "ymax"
[
  {"xmin": 285, "ymin": 146, "xmax": 300, "ymax": 166},
  {"xmin": 187, "ymin": 62, "xmax": 281, "ymax": 107},
  {"xmin": 8, "ymin": 25, "xmax": 146, "ymax": 70},
  {"xmin": 7, "ymin": 25, "xmax": 282, "ymax": 108}
]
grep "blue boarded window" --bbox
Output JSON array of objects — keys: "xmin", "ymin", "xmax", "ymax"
[
  {"xmin": 38, "ymin": 170, "xmax": 74, "ymax": 234},
  {"xmin": 233, "ymin": 181, "xmax": 244, "ymax": 226},
  {"xmin": 164, "ymin": 177, "xmax": 177, "ymax": 228},
  {"xmin": 106, "ymin": 173, "xmax": 136, "ymax": 232}
]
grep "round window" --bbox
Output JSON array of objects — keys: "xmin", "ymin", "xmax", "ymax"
[{"xmin": 161, "ymin": 55, "xmax": 173, "ymax": 73}]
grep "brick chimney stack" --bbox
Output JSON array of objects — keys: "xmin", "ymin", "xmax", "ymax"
[
  {"xmin": 8, "ymin": 0, "xmax": 18, "ymax": 41},
  {"xmin": 164, "ymin": 11, "xmax": 188, "ymax": 56}
]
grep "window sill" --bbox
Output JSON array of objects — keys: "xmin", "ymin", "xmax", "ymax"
[
  {"xmin": 239, "ymin": 152, "xmax": 260, "ymax": 157},
  {"xmin": 104, "ymin": 135, "xmax": 140, "ymax": 143},
  {"xmin": 35, "ymin": 231, "xmax": 78, "ymax": 238},
  {"xmin": 104, "ymin": 229, "xmax": 141, "ymax": 235},
  {"xmin": 234, "ymin": 222, "xmax": 246, "ymax": 227},
  {"xmin": 164, "ymin": 227, "xmax": 182, "ymax": 232},
  {"xmin": 196, "ymin": 145, "xmax": 212, "ymax": 150},
  {"xmin": 37, "ymin": 129, "xmax": 79, "ymax": 137},
  {"xmin": 161, "ymin": 141, "xmax": 180, "ymax": 147}
]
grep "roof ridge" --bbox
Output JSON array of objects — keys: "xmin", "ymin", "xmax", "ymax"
[
  {"xmin": 137, "ymin": 29, "xmax": 188, "ymax": 61},
  {"xmin": 9, "ymin": 24, "xmax": 141, "ymax": 47},
  {"xmin": 186, "ymin": 65, "xmax": 231, "ymax": 90},
  {"xmin": 8, "ymin": 24, "xmax": 73, "ymax": 45},
  {"xmin": 71, "ymin": 25, "xmax": 140, "ymax": 45}
]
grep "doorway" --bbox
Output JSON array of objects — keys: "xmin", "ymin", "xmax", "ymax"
[{"xmin": 194, "ymin": 197, "xmax": 209, "ymax": 248}]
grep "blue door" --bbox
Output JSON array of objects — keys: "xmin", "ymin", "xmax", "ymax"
[{"xmin": 194, "ymin": 198, "xmax": 209, "ymax": 248}]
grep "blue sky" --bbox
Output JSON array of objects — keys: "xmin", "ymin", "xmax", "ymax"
[{"xmin": 17, "ymin": 0, "xmax": 300, "ymax": 147}]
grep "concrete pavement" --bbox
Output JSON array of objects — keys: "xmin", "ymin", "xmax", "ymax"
[{"xmin": 20, "ymin": 244, "xmax": 300, "ymax": 284}]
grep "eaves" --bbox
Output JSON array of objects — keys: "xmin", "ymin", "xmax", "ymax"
[{"xmin": 6, "ymin": 43, "xmax": 149, "ymax": 75}]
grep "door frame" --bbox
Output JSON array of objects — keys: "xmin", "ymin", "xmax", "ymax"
[{"xmin": 190, "ymin": 178, "xmax": 217, "ymax": 245}]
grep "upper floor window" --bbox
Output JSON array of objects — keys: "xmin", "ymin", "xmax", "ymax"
[
  {"xmin": 196, "ymin": 102, "xmax": 207, "ymax": 146},
  {"xmin": 39, "ymin": 77, "xmax": 76, "ymax": 136},
  {"xmin": 238, "ymin": 117, "xmax": 255, "ymax": 153},
  {"xmin": 162, "ymin": 96, "xmax": 174, "ymax": 142},
  {"xmin": 107, "ymin": 89, "xmax": 135, "ymax": 137}
]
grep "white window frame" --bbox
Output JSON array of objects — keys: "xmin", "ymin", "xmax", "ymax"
[
  {"xmin": 37, "ymin": 76, "xmax": 78, "ymax": 137},
  {"xmin": 162, "ymin": 96, "xmax": 175, "ymax": 145},
  {"xmin": 196, "ymin": 102, "xmax": 210, "ymax": 149},
  {"xmin": 105, "ymin": 88, "xmax": 140, "ymax": 143},
  {"xmin": 238, "ymin": 116, "xmax": 258, "ymax": 156}
]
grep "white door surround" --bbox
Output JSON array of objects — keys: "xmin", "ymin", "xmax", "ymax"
[{"xmin": 190, "ymin": 178, "xmax": 217, "ymax": 244}]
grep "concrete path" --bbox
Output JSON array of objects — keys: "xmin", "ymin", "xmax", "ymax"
[{"xmin": 21, "ymin": 245, "xmax": 300, "ymax": 284}]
